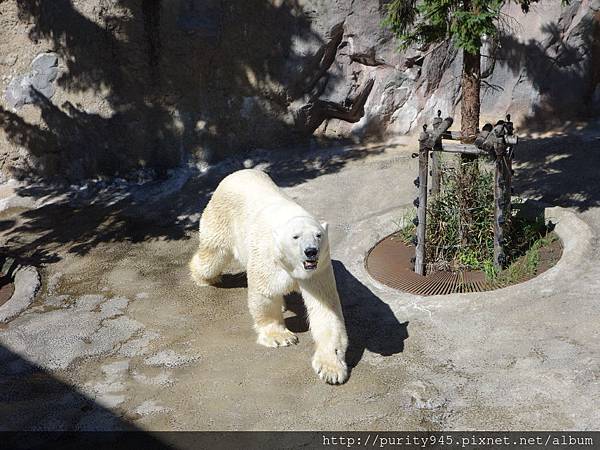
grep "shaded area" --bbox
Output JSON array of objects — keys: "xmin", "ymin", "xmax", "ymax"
[
  {"xmin": 0, "ymin": 143, "xmax": 386, "ymax": 264},
  {"xmin": 1, "ymin": 0, "xmax": 378, "ymax": 181},
  {"xmin": 258, "ymin": 143, "xmax": 386, "ymax": 188},
  {"xmin": 0, "ymin": 177, "xmax": 203, "ymax": 264},
  {"xmin": 482, "ymin": 16, "xmax": 600, "ymax": 211},
  {"xmin": 215, "ymin": 273, "xmax": 248, "ymax": 290},
  {"xmin": 0, "ymin": 0, "xmax": 385, "ymax": 265},
  {"xmin": 333, "ymin": 260, "xmax": 408, "ymax": 369},
  {"xmin": 0, "ymin": 345, "xmax": 170, "ymax": 439},
  {"xmin": 283, "ymin": 292, "xmax": 310, "ymax": 334},
  {"xmin": 494, "ymin": 15, "xmax": 600, "ymax": 132},
  {"xmin": 3, "ymin": 0, "xmax": 316, "ymax": 179},
  {"xmin": 514, "ymin": 128, "xmax": 600, "ymax": 211}
]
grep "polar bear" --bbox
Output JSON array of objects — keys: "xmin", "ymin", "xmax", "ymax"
[{"xmin": 189, "ymin": 169, "xmax": 348, "ymax": 384}]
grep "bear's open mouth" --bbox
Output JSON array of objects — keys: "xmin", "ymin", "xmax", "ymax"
[{"xmin": 303, "ymin": 259, "xmax": 318, "ymax": 270}]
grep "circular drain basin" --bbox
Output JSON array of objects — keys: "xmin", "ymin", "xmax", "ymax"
[
  {"xmin": 0, "ymin": 257, "xmax": 17, "ymax": 307},
  {"xmin": 366, "ymin": 235, "xmax": 527, "ymax": 296},
  {"xmin": 0, "ymin": 257, "xmax": 40, "ymax": 323},
  {"xmin": 0, "ymin": 280, "xmax": 15, "ymax": 307}
]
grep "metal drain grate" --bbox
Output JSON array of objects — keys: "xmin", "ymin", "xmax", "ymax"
[
  {"xmin": 0, "ymin": 282, "xmax": 14, "ymax": 307},
  {"xmin": 0, "ymin": 257, "xmax": 16, "ymax": 307},
  {"xmin": 366, "ymin": 235, "xmax": 497, "ymax": 296}
]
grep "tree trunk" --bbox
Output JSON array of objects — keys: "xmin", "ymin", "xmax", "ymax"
[
  {"xmin": 458, "ymin": 48, "xmax": 481, "ymax": 247},
  {"xmin": 461, "ymin": 49, "xmax": 481, "ymax": 143}
]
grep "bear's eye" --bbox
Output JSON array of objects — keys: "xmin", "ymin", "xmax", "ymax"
[
  {"xmin": 292, "ymin": 235, "xmax": 300, "ymax": 240},
  {"xmin": 316, "ymin": 233, "xmax": 322, "ymax": 239}
]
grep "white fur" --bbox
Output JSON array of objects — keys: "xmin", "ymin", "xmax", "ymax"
[{"xmin": 190, "ymin": 169, "xmax": 348, "ymax": 384}]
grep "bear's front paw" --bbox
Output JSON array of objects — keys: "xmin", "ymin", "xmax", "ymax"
[
  {"xmin": 312, "ymin": 350, "xmax": 348, "ymax": 385},
  {"xmin": 257, "ymin": 325, "xmax": 299, "ymax": 348}
]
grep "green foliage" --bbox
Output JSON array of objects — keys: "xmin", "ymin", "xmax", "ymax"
[
  {"xmin": 425, "ymin": 160, "xmax": 494, "ymax": 271},
  {"xmin": 456, "ymin": 248, "xmax": 482, "ymax": 270},
  {"xmin": 396, "ymin": 158, "xmax": 557, "ymax": 280},
  {"xmin": 396, "ymin": 208, "xmax": 417, "ymax": 244},
  {"xmin": 482, "ymin": 258, "xmax": 497, "ymax": 280},
  {"xmin": 492, "ymin": 233, "xmax": 558, "ymax": 286},
  {"xmin": 383, "ymin": 0, "xmax": 569, "ymax": 54},
  {"xmin": 505, "ymin": 214, "xmax": 547, "ymax": 258}
]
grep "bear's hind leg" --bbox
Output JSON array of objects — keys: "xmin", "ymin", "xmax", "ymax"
[
  {"xmin": 189, "ymin": 243, "xmax": 231, "ymax": 286},
  {"xmin": 248, "ymin": 292, "xmax": 299, "ymax": 347}
]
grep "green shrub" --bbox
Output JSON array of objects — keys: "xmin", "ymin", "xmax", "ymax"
[
  {"xmin": 426, "ymin": 160, "xmax": 494, "ymax": 272},
  {"xmin": 398, "ymin": 157, "xmax": 553, "ymax": 280}
]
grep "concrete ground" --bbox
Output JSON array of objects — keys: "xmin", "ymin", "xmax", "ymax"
[{"xmin": 0, "ymin": 130, "xmax": 599, "ymax": 431}]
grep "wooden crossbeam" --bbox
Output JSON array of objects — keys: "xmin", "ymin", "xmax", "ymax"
[{"xmin": 437, "ymin": 144, "xmax": 488, "ymax": 156}]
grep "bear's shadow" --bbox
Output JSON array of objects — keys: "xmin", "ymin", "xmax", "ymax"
[
  {"xmin": 218, "ymin": 260, "xmax": 408, "ymax": 370},
  {"xmin": 285, "ymin": 260, "xmax": 408, "ymax": 368},
  {"xmin": 215, "ymin": 273, "xmax": 248, "ymax": 289}
]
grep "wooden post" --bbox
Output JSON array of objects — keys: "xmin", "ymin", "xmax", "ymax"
[
  {"xmin": 504, "ymin": 114, "xmax": 515, "ymax": 221},
  {"xmin": 415, "ymin": 125, "xmax": 430, "ymax": 276},
  {"xmin": 502, "ymin": 154, "xmax": 512, "ymax": 234},
  {"xmin": 493, "ymin": 159, "xmax": 505, "ymax": 270},
  {"xmin": 493, "ymin": 131, "xmax": 510, "ymax": 271},
  {"xmin": 430, "ymin": 110, "xmax": 442, "ymax": 197},
  {"xmin": 413, "ymin": 116, "xmax": 453, "ymax": 276}
]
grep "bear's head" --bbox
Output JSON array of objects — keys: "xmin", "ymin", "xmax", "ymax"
[{"xmin": 273, "ymin": 216, "xmax": 330, "ymax": 279}]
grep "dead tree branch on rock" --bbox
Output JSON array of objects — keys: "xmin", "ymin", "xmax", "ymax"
[{"xmin": 294, "ymin": 78, "xmax": 375, "ymax": 134}]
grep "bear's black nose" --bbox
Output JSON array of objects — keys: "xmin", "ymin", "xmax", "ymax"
[{"xmin": 304, "ymin": 247, "xmax": 318, "ymax": 258}]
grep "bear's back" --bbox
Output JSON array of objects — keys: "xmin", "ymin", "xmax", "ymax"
[
  {"xmin": 218, "ymin": 169, "xmax": 279, "ymax": 198},
  {"xmin": 216, "ymin": 169, "xmax": 301, "ymax": 216},
  {"xmin": 212, "ymin": 168, "xmax": 309, "ymax": 235}
]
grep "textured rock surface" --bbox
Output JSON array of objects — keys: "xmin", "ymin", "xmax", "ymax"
[
  {"xmin": 5, "ymin": 53, "xmax": 58, "ymax": 109},
  {"xmin": 0, "ymin": 0, "xmax": 598, "ymax": 180}
]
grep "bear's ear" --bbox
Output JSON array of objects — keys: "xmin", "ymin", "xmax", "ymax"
[{"xmin": 320, "ymin": 221, "xmax": 328, "ymax": 232}]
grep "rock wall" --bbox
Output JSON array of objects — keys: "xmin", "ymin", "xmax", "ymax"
[{"xmin": 0, "ymin": 0, "xmax": 598, "ymax": 181}]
